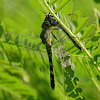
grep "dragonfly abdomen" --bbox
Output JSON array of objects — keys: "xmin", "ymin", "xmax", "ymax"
[
  {"xmin": 46, "ymin": 45, "xmax": 55, "ymax": 90},
  {"xmin": 40, "ymin": 28, "xmax": 55, "ymax": 90}
]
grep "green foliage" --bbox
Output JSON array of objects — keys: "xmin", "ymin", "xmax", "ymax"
[
  {"xmin": 0, "ymin": 63, "xmax": 36, "ymax": 100},
  {"xmin": 73, "ymin": 17, "xmax": 89, "ymax": 35},
  {"xmin": 80, "ymin": 24, "xmax": 95, "ymax": 40},
  {"xmin": 54, "ymin": 0, "xmax": 71, "ymax": 13},
  {"xmin": 0, "ymin": 0, "xmax": 100, "ymax": 100},
  {"xmin": 93, "ymin": 0, "xmax": 100, "ymax": 3},
  {"xmin": 64, "ymin": 66, "xmax": 86, "ymax": 100},
  {"xmin": 0, "ymin": 25, "xmax": 4, "ymax": 38}
]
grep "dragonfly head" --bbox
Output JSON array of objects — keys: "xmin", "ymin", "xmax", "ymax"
[
  {"xmin": 42, "ymin": 14, "xmax": 58, "ymax": 29},
  {"xmin": 47, "ymin": 14, "xmax": 58, "ymax": 26}
]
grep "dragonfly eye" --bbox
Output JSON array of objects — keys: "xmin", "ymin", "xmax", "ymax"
[{"xmin": 51, "ymin": 18, "xmax": 58, "ymax": 26}]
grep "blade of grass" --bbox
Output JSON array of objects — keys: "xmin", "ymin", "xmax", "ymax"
[
  {"xmin": 91, "ymin": 47, "xmax": 100, "ymax": 56},
  {"xmin": 0, "ymin": 25, "xmax": 4, "ymax": 38},
  {"xmin": 74, "ymin": 17, "xmax": 89, "ymax": 35},
  {"xmin": 80, "ymin": 24, "xmax": 95, "ymax": 40},
  {"xmin": 85, "ymin": 32, "xmax": 100, "ymax": 48},
  {"xmin": 54, "ymin": 0, "xmax": 71, "ymax": 13},
  {"xmin": 78, "ymin": 57, "xmax": 100, "ymax": 92}
]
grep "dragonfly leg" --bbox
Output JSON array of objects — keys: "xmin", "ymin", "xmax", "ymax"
[
  {"xmin": 51, "ymin": 32, "xmax": 60, "ymax": 42},
  {"xmin": 51, "ymin": 32, "xmax": 66, "ymax": 45}
]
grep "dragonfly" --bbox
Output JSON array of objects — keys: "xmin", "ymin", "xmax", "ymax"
[
  {"xmin": 7, "ymin": 13, "xmax": 82, "ymax": 90},
  {"xmin": 40, "ymin": 14, "xmax": 58, "ymax": 90},
  {"xmin": 40, "ymin": 13, "xmax": 82, "ymax": 90}
]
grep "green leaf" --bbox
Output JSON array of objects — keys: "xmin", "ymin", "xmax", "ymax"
[
  {"xmin": 74, "ymin": 17, "xmax": 89, "ymax": 35},
  {"xmin": 15, "ymin": 36, "xmax": 19, "ymax": 44},
  {"xmin": 85, "ymin": 40, "xmax": 93, "ymax": 48},
  {"xmin": 5, "ymin": 33, "xmax": 11, "ymax": 42},
  {"xmin": 80, "ymin": 24, "xmax": 95, "ymax": 40},
  {"xmin": 0, "ymin": 65, "xmax": 36, "ymax": 100},
  {"xmin": 49, "ymin": 0, "xmax": 58, "ymax": 6},
  {"xmin": 85, "ymin": 32, "xmax": 100, "ymax": 48},
  {"xmin": 91, "ymin": 47, "xmax": 100, "ymax": 56},
  {"xmin": 0, "ymin": 25, "xmax": 4, "ymax": 38},
  {"xmin": 54, "ymin": 0, "xmax": 71, "ymax": 13},
  {"xmin": 2, "ymin": 65, "xmax": 30, "ymax": 83}
]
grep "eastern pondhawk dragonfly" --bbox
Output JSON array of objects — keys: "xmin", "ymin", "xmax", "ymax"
[{"xmin": 40, "ymin": 13, "xmax": 82, "ymax": 90}]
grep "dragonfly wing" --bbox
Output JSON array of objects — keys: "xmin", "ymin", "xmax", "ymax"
[{"xmin": 57, "ymin": 24, "xmax": 82, "ymax": 50}]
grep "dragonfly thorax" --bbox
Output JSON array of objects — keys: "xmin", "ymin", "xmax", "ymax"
[{"xmin": 42, "ymin": 21, "xmax": 51, "ymax": 29}]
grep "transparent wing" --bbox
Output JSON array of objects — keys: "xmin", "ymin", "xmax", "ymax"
[{"xmin": 5, "ymin": 30, "xmax": 65, "ymax": 55}]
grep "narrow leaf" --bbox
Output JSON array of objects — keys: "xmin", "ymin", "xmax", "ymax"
[
  {"xmin": 54, "ymin": 0, "xmax": 70, "ymax": 13},
  {"xmin": 15, "ymin": 36, "xmax": 19, "ymax": 44},
  {"xmin": 85, "ymin": 40, "xmax": 94, "ymax": 48},
  {"xmin": 80, "ymin": 24, "xmax": 95, "ymax": 40},
  {"xmin": 74, "ymin": 17, "xmax": 89, "ymax": 35},
  {"xmin": 49, "ymin": 0, "xmax": 58, "ymax": 6},
  {"xmin": 0, "ymin": 66, "xmax": 36, "ymax": 98},
  {"xmin": 85, "ymin": 32, "xmax": 100, "ymax": 48},
  {"xmin": 91, "ymin": 47, "xmax": 100, "ymax": 56},
  {"xmin": 5, "ymin": 33, "xmax": 11, "ymax": 42},
  {"xmin": 85, "ymin": 37, "xmax": 99, "ymax": 48},
  {"xmin": 0, "ymin": 25, "xmax": 4, "ymax": 38}
]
